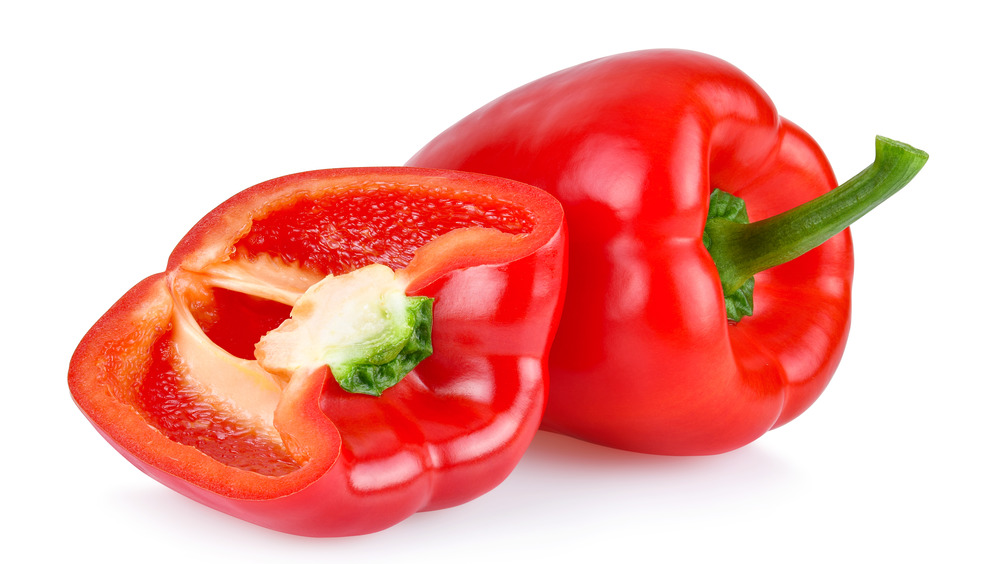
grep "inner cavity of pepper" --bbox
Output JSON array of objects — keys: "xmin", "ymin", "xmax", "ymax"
[
  {"xmin": 235, "ymin": 186, "xmax": 536, "ymax": 275},
  {"xmin": 139, "ymin": 186, "xmax": 535, "ymax": 476}
]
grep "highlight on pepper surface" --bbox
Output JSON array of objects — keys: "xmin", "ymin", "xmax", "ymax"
[{"xmin": 69, "ymin": 167, "xmax": 567, "ymax": 537}]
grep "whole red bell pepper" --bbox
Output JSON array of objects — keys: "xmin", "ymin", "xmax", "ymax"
[
  {"xmin": 69, "ymin": 167, "xmax": 566, "ymax": 536},
  {"xmin": 409, "ymin": 50, "xmax": 927, "ymax": 455}
]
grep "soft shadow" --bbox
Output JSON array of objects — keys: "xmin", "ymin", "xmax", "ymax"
[
  {"xmin": 103, "ymin": 431, "xmax": 800, "ymax": 552},
  {"xmin": 523, "ymin": 429, "xmax": 792, "ymax": 473},
  {"xmin": 110, "ymin": 485, "xmax": 290, "ymax": 540},
  {"xmin": 503, "ymin": 430, "xmax": 800, "ymax": 510}
]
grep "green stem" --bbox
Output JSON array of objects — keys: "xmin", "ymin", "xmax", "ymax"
[{"xmin": 705, "ymin": 136, "xmax": 928, "ymax": 297}]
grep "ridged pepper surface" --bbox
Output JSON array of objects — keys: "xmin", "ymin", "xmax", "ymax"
[
  {"xmin": 69, "ymin": 167, "xmax": 566, "ymax": 536},
  {"xmin": 409, "ymin": 50, "xmax": 927, "ymax": 455}
]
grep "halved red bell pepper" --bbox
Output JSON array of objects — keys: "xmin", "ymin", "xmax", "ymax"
[
  {"xmin": 69, "ymin": 167, "xmax": 566, "ymax": 536},
  {"xmin": 409, "ymin": 50, "xmax": 927, "ymax": 455}
]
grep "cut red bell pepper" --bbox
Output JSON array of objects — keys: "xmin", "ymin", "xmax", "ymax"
[
  {"xmin": 409, "ymin": 50, "xmax": 927, "ymax": 455},
  {"xmin": 69, "ymin": 167, "xmax": 566, "ymax": 536}
]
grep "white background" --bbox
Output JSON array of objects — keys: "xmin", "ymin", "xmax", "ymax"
[{"xmin": 4, "ymin": 1, "xmax": 996, "ymax": 561}]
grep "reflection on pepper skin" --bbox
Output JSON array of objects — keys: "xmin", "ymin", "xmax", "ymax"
[{"xmin": 410, "ymin": 50, "xmax": 858, "ymax": 455}]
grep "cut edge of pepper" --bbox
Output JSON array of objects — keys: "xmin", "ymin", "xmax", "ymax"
[{"xmin": 70, "ymin": 167, "xmax": 567, "ymax": 497}]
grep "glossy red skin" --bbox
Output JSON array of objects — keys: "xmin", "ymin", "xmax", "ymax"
[
  {"xmin": 409, "ymin": 50, "xmax": 853, "ymax": 455},
  {"xmin": 69, "ymin": 167, "xmax": 566, "ymax": 536}
]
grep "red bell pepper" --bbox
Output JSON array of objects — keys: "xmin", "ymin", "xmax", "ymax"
[
  {"xmin": 409, "ymin": 50, "xmax": 927, "ymax": 455},
  {"xmin": 69, "ymin": 167, "xmax": 566, "ymax": 536}
]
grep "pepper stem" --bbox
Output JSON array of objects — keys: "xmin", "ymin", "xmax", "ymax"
[
  {"xmin": 705, "ymin": 136, "xmax": 928, "ymax": 314},
  {"xmin": 255, "ymin": 264, "xmax": 433, "ymax": 396}
]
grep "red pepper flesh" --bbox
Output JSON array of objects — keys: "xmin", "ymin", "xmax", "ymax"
[
  {"xmin": 409, "ymin": 50, "xmax": 925, "ymax": 455},
  {"xmin": 69, "ymin": 167, "xmax": 566, "ymax": 536}
]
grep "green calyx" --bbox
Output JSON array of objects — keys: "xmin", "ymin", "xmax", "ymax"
[
  {"xmin": 703, "ymin": 136, "xmax": 929, "ymax": 323},
  {"xmin": 330, "ymin": 295, "xmax": 433, "ymax": 396},
  {"xmin": 703, "ymin": 189, "xmax": 756, "ymax": 321},
  {"xmin": 255, "ymin": 263, "xmax": 434, "ymax": 397}
]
